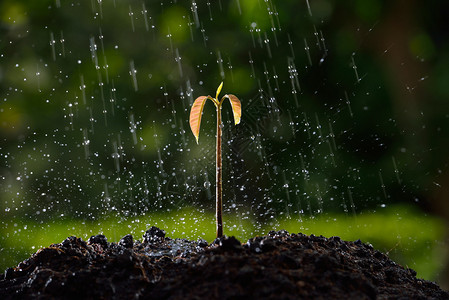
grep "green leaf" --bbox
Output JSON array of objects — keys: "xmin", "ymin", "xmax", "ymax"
[{"xmin": 215, "ymin": 82, "xmax": 223, "ymax": 99}]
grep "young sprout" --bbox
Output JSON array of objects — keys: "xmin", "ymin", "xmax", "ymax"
[{"xmin": 189, "ymin": 82, "xmax": 242, "ymax": 238}]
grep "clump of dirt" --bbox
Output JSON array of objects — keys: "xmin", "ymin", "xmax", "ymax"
[{"xmin": 1, "ymin": 227, "xmax": 447, "ymax": 299}]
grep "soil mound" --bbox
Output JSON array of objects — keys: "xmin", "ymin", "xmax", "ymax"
[{"xmin": 1, "ymin": 227, "xmax": 447, "ymax": 299}]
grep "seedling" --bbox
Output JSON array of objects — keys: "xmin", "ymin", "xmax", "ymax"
[{"xmin": 189, "ymin": 82, "xmax": 241, "ymax": 238}]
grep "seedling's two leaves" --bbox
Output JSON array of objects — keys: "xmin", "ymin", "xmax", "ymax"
[
  {"xmin": 189, "ymin": 96, "xmax": 209, "ymax": 144},
  {"xmin": 224, "ymin": 94, "xmax": 242, "ymax": 125},
  {"xmin": 190, "ymin": 83, "xmax": 241, "ymax": 144}
]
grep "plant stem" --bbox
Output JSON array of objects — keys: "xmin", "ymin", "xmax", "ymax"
[{"xmin": 216, "ymin": 105, "xmax": 223, "ymax": 238}]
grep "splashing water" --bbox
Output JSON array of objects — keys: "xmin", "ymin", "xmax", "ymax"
[{"xmin": 0, "ymin": 0, "xmax": 447, "ymax": 282}]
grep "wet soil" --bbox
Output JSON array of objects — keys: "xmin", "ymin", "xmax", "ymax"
[{"xmin": 1, "ymin": 227, "xmax": 448, "ymax": 299}]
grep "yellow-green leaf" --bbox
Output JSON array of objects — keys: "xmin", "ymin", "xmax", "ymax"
[
  {"xmin": 215, "ymin": 82, "xmax": 223, "ymax": 99},
  {"xmin": 224, "ymin": 94, "xmax": 242, "ymax": 125},
  {"xmin": 189, "ymin": 96, "xmax": 209, "ymax": 144}
]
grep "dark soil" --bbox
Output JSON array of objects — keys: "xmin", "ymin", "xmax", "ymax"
[{"xmin": 1, "ymin": 227, "xmax": 448, "ymax": 299}]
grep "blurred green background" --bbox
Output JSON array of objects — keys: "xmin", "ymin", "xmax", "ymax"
[{"xmin": 1, "ymin": 0, "xmax": 449, "ymax": 288}]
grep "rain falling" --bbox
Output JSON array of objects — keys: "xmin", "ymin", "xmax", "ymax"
[{"xmin": 0, "ymin": 0, "xmax": 448, "ymax": 286}]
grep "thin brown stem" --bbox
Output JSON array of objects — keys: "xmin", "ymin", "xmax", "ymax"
[{"xmin": 216, "ymin": 106, "xmax": 223, "ymax": 238}]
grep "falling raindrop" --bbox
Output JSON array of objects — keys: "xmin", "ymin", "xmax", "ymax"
[
  {"xmin": 0, "ymin": 1, "xmax": 444, "ymax": 284},
  {"xmin": 129, "ymin": 60, "xmax": 138, "ymax": 91}
]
